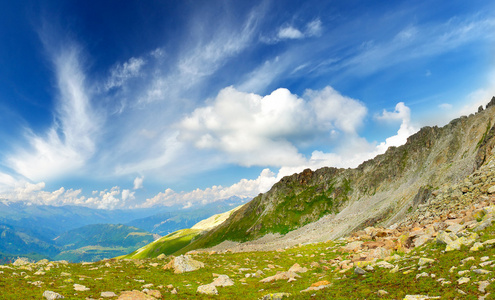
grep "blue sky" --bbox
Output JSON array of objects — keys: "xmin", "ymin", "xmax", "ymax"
[{"xmin": 0, "ymin": 0, "xmax": 494, "ymax": 209}]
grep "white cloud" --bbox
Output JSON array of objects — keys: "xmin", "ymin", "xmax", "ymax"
[
  {"xmin": 339, "ymin": 16, "xmax": 495, "ymax": 77},
  {"xmin": 121, "ymin": 189, "xmax": 135, "ymax": 202},
  {"xmin": 140, "ymin": 168, "xmax": 277, "ymax": 207},
  {"xmin": 140, "ymin": 8, "xmax": 260, "ymax": 104},
  {"xmin": 7, "ymin": 45, "xmax": 100, "ymax": 182},
  {"xmin": 178, "ymin": 86, "xmax": 367, "ymax": 167},
  {"xmin": 133, "ymin": 176, "xmax": 144, "ymax": 190},
  {"xmin": 105, "ymin": 57, "xmax": 146, "ymax": 90},
  {"xmin": 375, "ymin": 102, "xmax": 419, "ymax": 153},
  {"xmin": 268, "ymin": 19, "xmax": 323, "ymax": 43},
  {"xmin": 305, "ymin": 19, "xmax": 323, "ymax": 37},
  {"xmin": 459, "ymin": 87, "xmax": 495, "ymax": 116},
  {"xmin": 272, "ymin": 102, "xmax": 418, "ymax": 180},
  {"xmin": 278, "ymin": 26, "xmax": 304, "ymax": 39},
  {"xmin": 0, "ymin": 180, "xmax": 127, "ymax": 210}
]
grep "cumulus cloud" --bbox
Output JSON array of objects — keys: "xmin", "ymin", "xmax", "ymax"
[
  {"xmin": 133, "ymin": 176, "xmax": 144, "ymax": 190},
  {"xmin": 178, "ymin": 86, "xmax": 367, "ymax": 167},
  {"xmin": 278, "ymin": 26, "xmax": 304, "ymax": 39},
  {"xmin": 121, "ymin": 189, "xmax": 135, "ymax": 202},
  {"xmin": 375, "ymin": 102, "xmax": 419, "ymax": 152},
  {"xmin": 140, "ymin": 168, "xmax": 277, "ymax": 207},
  {"xmin": 0, "ymin": 181, "xmax": 129, "ymax": 210},
  {"xmin": 7, "ymin": 45, "xmax": 100, "ymax": 182},
  {"xmin": 271, "ymin": 102, "xmax": 418, "ymax": 180}
]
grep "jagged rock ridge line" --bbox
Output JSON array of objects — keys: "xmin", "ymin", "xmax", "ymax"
[{"xmin": 181, "ymin": 97, "xmax": 495, "ymax": 253}]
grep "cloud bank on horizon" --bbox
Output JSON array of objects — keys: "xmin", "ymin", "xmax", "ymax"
[{"xmin": 0, "ymin": 1, "xmax": 494, "ymax": 209}]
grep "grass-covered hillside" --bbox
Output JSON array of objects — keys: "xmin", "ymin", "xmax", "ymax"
[
  {"xmin": 120, "ymin": 229, "xmax": 201, "ymax": 259},
  {"xmin": 121, "ymin": 205, "xmax": 244, "ymax": 259}
]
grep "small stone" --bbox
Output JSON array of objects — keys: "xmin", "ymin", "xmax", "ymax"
[
  {"xmin": 473, "ymin": 269, "xmax": 491, "ymax": 274},
  {"xmin": 376, "ymin": 261, "xmax": 394, "ymax": 269},
  {"xmin": 403, "ymin": 295, "xmax": 440, "ymax": 299},
  {"xmin": 164, "ymin": 255, "xmax": 205, "ymax": 273},
  {"xmin": 288, "ymin": 263, "xmax": 308, "ymax": 273},
  {"xmin": 144, "ymin": 290, "xmax": 161, "ymax": 298},
  {"xmin": 436, "ymin": 231, "xmax": 454, "ymax": 245},
  {"xmin": 416, "ymin": 272, "xmax": 429, "ymax": 279},
  {"xmin": 260, "ymin": 293, "xmax": 291, "ymax": 300},
  {"xmin": 479, "ymin": 281, "xmax": 490, "ymax": 293},
  {"xmin": 300, "ymin": 281, "xmax": 331, "ymax": 293},
  {"xmin": 101, "ymin": 291, "xmax": 117, "ymax": 298},
  {"xmin": 117, "ymin": 290, "xmax": 155, "ymax": 299},
  {"xmin": 458, "ymin": 277, "xmax": 470, "ymax": 285},
  {"xmin": 212, "ymin": 275, "xmax": 234, "ymax": 286},
  {"xmin": 43, "ymin": 290, "xmax": 65, "ymax": 300},
  {"xmin": 377, "ymin": 290, "xmax": 389, "ymax": 296},
  {"xmin": 197, "ymin": 284, "xmax": 218, "ymax": 295},
  {"xmin": 354, "ymin": 267, "xmax": 366, "ymax": 275},
  {"xmin": 474, "ymin": 219, "xmax": 493, "ymax": 231},
  {"xmin": 73, "ymin": 284, "xmax": 90, "ymax": 291},
  {"xmin": 418, "ymin": 258, "xmax": 434, "ymax": 266},
  {"xmin": 471, "ymin": 242, "xmax": 484, "ymax": 251}
]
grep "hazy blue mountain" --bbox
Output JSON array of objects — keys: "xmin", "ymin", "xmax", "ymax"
[
  {"xmin": 53, "ymin": 224, "xmax": 155, "ymax": 262},
  {"xmin": 0, "ymin": 196, "xmax": 249, "ymax": 262},
  {"xmin": 0, "ymin": 224, "xmax": 60, "ymax": 258}
]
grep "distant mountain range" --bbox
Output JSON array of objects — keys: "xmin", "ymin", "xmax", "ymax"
[{"xmin": 0, "ymin": 196, "xmax": 249, "ymax": 262}]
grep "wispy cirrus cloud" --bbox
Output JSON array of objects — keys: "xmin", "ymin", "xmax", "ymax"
[
  {"xmin": 105, "ymin": 57, "xmax": 146, "ymax": 90},
  {"xmin": 7, "ymin": 44, "xmax": 101, "ymax": 182}
]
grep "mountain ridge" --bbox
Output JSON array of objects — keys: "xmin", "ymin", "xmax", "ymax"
[{"xmin": 177, "ymin": 98, "xmax": 495, "ymax": 254}]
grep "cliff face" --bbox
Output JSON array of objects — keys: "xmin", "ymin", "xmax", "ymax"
[{"xmin": 184, "ymin": 100, "xmax": 495, "ymax": 252}]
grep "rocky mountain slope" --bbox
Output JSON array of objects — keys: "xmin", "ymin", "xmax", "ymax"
[{"xmin": 179, "ymin": 98, "xmax": 495, "ymax": 254}]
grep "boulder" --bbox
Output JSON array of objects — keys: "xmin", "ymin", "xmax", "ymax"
[{"xmin": 101, "ymin": 291, "xmax": 117, "ymax": 298}]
